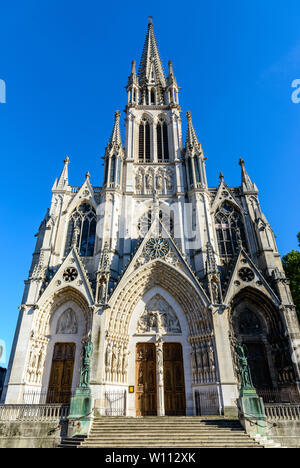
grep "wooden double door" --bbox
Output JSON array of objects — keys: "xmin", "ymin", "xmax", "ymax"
[
  {"xmin": 47, "ymin": 343, "xmax": 75, "ymax": 404},
  {"xmin": 135, "ymin": 342, "xmax": 186, "ymax": 416}
]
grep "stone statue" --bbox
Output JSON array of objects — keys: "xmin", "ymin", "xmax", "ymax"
[
  {"xmin": 136, "ymin": 172, "xmax": 143, "ymax": 191},
  {"xmin": 79, "ymin": 340, "xmax": 93, "ymax": 388},
  {"xmin": 105, "ymin": 342, "xmax": 112, "ymax": 369},
  {"xmin": 235, "ymin": 343, "xmax": 254, "ymax": 389},
  {"xmin": 145, "ymin": 173, "xmax": 153, "ymax": 190}
]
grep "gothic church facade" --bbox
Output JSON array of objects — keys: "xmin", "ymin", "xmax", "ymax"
[{"xmin": 2, "ymin": 20, "xmax": 300, "ymax": 417}]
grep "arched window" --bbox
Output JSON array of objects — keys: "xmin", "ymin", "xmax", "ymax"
[
  {"xmin": 103, "ymin": 158, "xmax": 109, "ymax": 186},
  {"xmin": 187, "ymin": 158, "xmax": 194, "ymax": 187},
  {"xmin": 116, "ymin": 157, "xmax": 121, "ymax": 185},
  {"xmin": 139, "ymin": 119, "xmax": 151, "ymax": 162},
  {"xmin": 157, "ymin": 120, "xmax": 169, "ymax": 162},
  {"xmin": 194, "ymin": 157, "xmax": 201, "ymax": 184},
  {"xmin": 215, "ymin": 202, "xmax": 247, "ymax": 259},
  {"xmin": 65, "ymin": 203, "xmax": 96, "ymax": 257},
  {"xmin": 150, "ymin": 89, "xmax": 155, "ymax": 105},
  {"xmin": 110, "ymin": 155, "xmax": 116, "ymax": 183}
]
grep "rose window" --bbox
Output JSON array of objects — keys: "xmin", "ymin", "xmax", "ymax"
[
  {"xmin": 238, "ymin": 267, "xmax": 254, "ymax": 282},
  {"xmin": 63, "ymin": 267, "xmax": 79, "ymax": 283},
  {"xmin": 145, "ymin": 238, "xmax": 170, "ymax": 258}
]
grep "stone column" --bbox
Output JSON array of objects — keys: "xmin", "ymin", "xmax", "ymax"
[
  {"xmin": 155, "ymin": 335, "xmax": 165, "ymax": 417},
  {"xmin": 211, "ymin": 306, "xmax": 239, "ymax": 417}
]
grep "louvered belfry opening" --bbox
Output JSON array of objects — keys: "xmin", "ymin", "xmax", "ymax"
[
  {"xmin": 157, "ymin": 120, "xmax": 169, "ymax": 162},
  {"xmin": 139, "ymin": 120, "xmax": 151, "ymax": 162}
]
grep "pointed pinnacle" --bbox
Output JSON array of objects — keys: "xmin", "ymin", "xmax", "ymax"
[
  {"xmin": 186, "ymin": 111, "xmax": 200, "ymax": 149},
  {"xmin": 64, "ymin": 156, "xmax": 70, "ymax": 165},
  {"xmin": 109, "ymin": 110, "xmax": 122, "ymax": 146}
]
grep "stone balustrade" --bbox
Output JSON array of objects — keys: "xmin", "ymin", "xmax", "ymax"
[
  {"xmin": 265, "ymin": 404, "xmax": 300, "ymax": 421},
  {"xmin": 0, "ymin": 404, "xmax": 70, "ymax": 422}
]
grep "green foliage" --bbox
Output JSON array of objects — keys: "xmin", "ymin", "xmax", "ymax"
[{"xmin": 282, "ymin": 232, "xmax": 300, "ymax": 317}]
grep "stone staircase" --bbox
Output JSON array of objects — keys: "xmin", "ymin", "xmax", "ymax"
[{"xmin": 63, "ymin": 417, "xmax": 268, "ymax": 449}]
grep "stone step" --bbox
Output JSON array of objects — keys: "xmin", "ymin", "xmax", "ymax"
[
  {"xmin": 63, "ymin": 417, "xmax": 265, "ymax": 449},
  {"xmin": 80, "ymin": 443, "xmax": 262, "ymax": 448}
]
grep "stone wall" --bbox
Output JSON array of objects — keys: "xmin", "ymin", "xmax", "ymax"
[
  {"xmin": 267, "ymin": 420, "xmax": 300, "ymax": 448},
  {"xmin": 0, "ymin": 421, "xmax": 67, "ymax": 449}
]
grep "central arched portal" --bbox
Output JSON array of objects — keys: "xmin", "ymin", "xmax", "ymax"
[{"xmin": 135, "ymin": 342, "xmax": 186, "ymax": 416}]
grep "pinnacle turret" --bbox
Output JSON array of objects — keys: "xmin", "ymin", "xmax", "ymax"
[
  {"xmin": 108, "ymin": 111, "xmax": 122, "ymax": 148},
  {"xmin": 186, "ymin": 111, "xmax": 202, "ymax": 151},
  {"xmin": 54, "ymin": 156, "xmax": 70, "ymax": 191},
  {"xmin": 239, "ymin": 158, "xmax": 258, "ymax": 193}
]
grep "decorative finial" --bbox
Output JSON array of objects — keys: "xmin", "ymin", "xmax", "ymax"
[
  {"xmin": 239, "ymin": 158, "xmax": 245, "ymax": 167},
  {"xmin": 219, "ymin": 172, "xmax": 224, "ymax": 181},
  {"xmin": 64, "ymin": 156, "xmax": 70, "ymax": 165},
  {"xmin": 86, "ymin": 171, "xmax": 90, "ymax": 179},
  {"xmin": 186, "ymin": 111, "xmax": 192, "ymax": 121},
  {"xmin": 115, "ymin": 110, "xmax": 121, "ymax": 119},
  {"xmin": 148, "ymin": 16, "xmax": 153, "ymax": 25}
]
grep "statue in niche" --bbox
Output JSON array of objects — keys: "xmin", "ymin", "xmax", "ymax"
[
  {"xmin": 145, "ymin": 173, "xmax": 153, "ymax": 190},
  {"xmin": 211, "ymin": 281, "xmax": 220, "ymax": 304},
  {"xmin": 56, "ymin": 308, "xmax": 78, "ymax": 335},
  {"xmin": 165, "ymin": 172, "xmax": 173, "ymax": 191},
  {"xmin": 135, "ymin": 172, "xmax": 143, "ymax": 191},
  {"xmin": 105, "ymin": 342, "xmax": 113, "ymax": 370},
  {"xmin": 136, "ymin": 295, "xmax": 181, "ymax": 334},
  {"xmin": 156, "ymin": 173, "xmax": 164, "ymax": 190}
]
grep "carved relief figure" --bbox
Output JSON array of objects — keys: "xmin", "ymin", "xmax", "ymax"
[
  {"xmin": 56, "ymin": 308, "xmax": 78, "ymax": 335},
  {"xmin": 136, "ymin": 295, "xmax": 181, "ymax": 334}
]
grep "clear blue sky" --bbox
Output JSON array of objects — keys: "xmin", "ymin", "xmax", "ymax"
[{"xmin": 0, "ymin": 0, "xmax": 299, "ymax": 366}]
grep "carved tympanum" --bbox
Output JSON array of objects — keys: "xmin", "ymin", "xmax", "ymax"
[{"xmin": 137, "ymin": 295, "xmax": 181, "ymax": 334}]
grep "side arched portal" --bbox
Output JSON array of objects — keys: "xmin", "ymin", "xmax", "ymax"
[{"xmin": 230, "ymin": 288, "xmax": 296, "ymax": 392}]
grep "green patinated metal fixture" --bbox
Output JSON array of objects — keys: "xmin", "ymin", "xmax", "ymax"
[
  {"xmin": 235, "ymin": 343, "xmax": 255, "ymax": 391},
  {"xmin": 79, "ymin": 341, "xmax": 94, "ymax": 388}
]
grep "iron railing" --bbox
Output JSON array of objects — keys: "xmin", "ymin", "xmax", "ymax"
[
  {"xmin": 257, "ymin": 388, "xmax": 300, "ymax": 404},
  {"xmin": 104, "ymin": 390, "xmax": 127, "ymax": 416},
  {"xmin": 22, "ymin": 388, "xmax": 75, "ymax": 405},
  {"xmin": 194, "ymin": 388, "xmax": 221, "ymax": 416}
]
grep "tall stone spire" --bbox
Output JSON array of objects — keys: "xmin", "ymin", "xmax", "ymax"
[
  {"xmin": 239, "ymin": 158, "xmax": 258, "ymax": 194},
  {"xmin": 138, "ymin": 17, "xmax": 166, "ymax": 88},
  {"xmin": 186, "ymin": 111, "xmax": 201, "ymax": 151}
]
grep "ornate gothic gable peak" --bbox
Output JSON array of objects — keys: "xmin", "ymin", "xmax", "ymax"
[
  {"xmin": 107, "ymin": 218, "xmax": 210, "ymax": 306},
  {"xmin": 211, "ymin": 177, "xmax": 241, "ymax": 212},
  {"xmin": 66, "ymin": 178, "xmax": 97, "ymax": 214},
  {"xmin": 36, "ymin": 247, "xmax": 94, "ymax": 309},
  {"xmin": 223, "ymin": 248, "xmax": 280, "ymax": 307}
]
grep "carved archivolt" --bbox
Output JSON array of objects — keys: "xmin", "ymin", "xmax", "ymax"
[
  {"xmin": 107, "ymin": 261, "xmax": 211, "ymax": 339},
  {"xmin": 25, "ymin": 287, "xmax": 91, "ymax": 386},
  {"xmin": 136, "ymin": 294, "xmax": 181, "ymax": 334}
]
